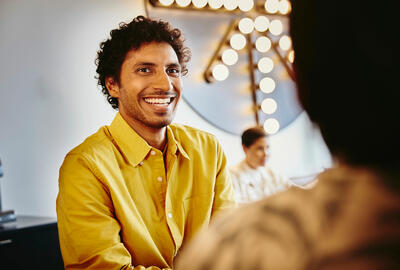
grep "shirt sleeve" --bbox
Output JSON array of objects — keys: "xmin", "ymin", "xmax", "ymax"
[
  {"xmin": 211, "ymin": 142, "xmax": 237, "ymax": 218},
  {"xmin": 56, "ymin": 153, "xmax": 171, "ymax": 270}
]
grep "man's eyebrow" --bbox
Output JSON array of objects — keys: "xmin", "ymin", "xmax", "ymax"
[
  {"xmin": 134, "ymin": 62, "xmax": 155, "ymax": 67},
  {"xmin": 133, "ymin": 62, "xmax": 181, "ymax": 68},
  {"xmin": 168, "ymin": 63, "xmax": 181, "ymax": 68}
]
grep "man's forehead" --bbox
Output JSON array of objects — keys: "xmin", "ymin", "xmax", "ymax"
[{"xmin": 125, "ymin": 41, "xmax": 179, "ymax": 63}]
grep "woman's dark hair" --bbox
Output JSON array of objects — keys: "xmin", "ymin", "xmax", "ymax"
[
  {"xmin": 241, "ymin": 127, "xmax": 268, "ymax": 148},
  {"xmin": 290, "ymin": 1, "xmax": 398, "ymax": 168},
  {"xmin": 95, "ymin": 16, "xmax": 191, "ymax": 109}
]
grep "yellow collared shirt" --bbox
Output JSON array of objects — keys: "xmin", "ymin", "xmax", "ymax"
[{"xmin": 56, "ymin": 113, "xmax": 236, "ymax": 270}]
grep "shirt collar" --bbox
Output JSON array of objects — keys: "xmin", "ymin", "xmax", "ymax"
[
  {"xmin": 166, "ymin": 125, "xmax": 190, "ymax": 160},
  {"xmin": 108, "ymin": 113, "xmax": 189, "ymax": 166}
]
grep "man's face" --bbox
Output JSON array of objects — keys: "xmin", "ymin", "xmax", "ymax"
[
  {"xmin": 107, "ymin": 42, "xmax": 183, "ymax": 130},
  {"xmin": 243, "ymin": 136, "xmax": 269, "ymax": 169}
]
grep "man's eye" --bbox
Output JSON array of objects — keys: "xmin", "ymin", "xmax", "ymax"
[
  {"xmin": 138, "ymin": 67, "xmax": 150, "ymax": 73},
  {"xmin": 167, "ymin": 68, "xmax": 181, "ymax": 74}
]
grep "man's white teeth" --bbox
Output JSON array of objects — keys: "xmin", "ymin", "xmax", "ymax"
[{"xmin": 144, "ymin": 97, "xmax": 171, "ymax": 104}]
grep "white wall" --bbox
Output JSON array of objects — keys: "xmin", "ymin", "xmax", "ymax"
[
  {"xmin": 0, "ymin": 0, "xmax": 143, "ymax": 217},
  {"xmin": 0, "ymin": 0, "xmax": 332, "ymax": 218}
]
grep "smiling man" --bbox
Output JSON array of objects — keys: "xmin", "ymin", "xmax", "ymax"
[{"xmin": 56, "ymin": 16, "xmax": 235, "ymax": 270}]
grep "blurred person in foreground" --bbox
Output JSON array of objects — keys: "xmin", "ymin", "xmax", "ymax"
[
  {"xmin": 56, "ymin": 16, "xmax": 235, "ymax": 270},
  {"xmin": 229, "ymin": 127, "xmax": 292, "ymax": 203},
  {"xmin": 175, "ymin": 1, "xmax": 400, "ymax": 269}
]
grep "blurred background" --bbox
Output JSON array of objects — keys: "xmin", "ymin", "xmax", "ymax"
[{"xmin": 0, "ymin": 0, "xmax": 332, "ymax": 218}]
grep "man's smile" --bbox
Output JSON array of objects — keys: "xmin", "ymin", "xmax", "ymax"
[
  {"xmin": 141, "ymin": 95, "xmax": 177, "ymax": 112},
  {"xmin": 143, "ymin": 96, "xmax": 175, "ymax": 106}
]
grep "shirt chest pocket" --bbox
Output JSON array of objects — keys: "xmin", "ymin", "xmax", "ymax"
[{"xmin": 183, "ymin": 193, "xmax": 214, "ymax": 239}]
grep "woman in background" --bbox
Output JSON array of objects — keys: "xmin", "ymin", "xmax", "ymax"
[{"xmin": 229, "ymin": 127, "xmax": 291, "ymax": 203}]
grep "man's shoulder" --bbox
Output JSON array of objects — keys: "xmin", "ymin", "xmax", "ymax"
[
  {"xmin": 169, "ymin": 123, "xmax": 219, "ymax": 145},
  {"xmin": 66, "ymin": 126, "xmax": 113, "ymax": 158},
  {"xmin": 229, "ymin": 160, "xmax": 246, "ymax": 175}
]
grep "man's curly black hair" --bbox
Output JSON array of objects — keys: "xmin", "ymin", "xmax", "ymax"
[{"xmin": 95, "ymin": 16, "xmax": 191, "ymax": 109}]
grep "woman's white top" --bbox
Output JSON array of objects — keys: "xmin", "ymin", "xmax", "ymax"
[{"xmin": 229, "ymin": 160, "xmax": 291, "ymax": 204}]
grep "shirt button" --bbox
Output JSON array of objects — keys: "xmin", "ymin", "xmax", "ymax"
[
  {"xmin": 138, "ymin": 161, "xmax": 144, "ymax": 166},
  {"xmin": 157, "ymin": 176, "xmax": 163, "ymax": 182},
  {"xmin": 167, "ymin": 213, "xmax": 172, "ymax": 218},
  {"xmin": 150, "ymin": 150, "xmax": 156, "ymax": 156}
]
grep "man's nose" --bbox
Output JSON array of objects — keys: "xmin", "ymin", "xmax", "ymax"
[{"xmin": 153, "ymin": 71, "xmax": 173, "ymax": 92}]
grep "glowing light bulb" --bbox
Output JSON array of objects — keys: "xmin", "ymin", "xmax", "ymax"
[
  {"xmin": 238, "ymin": 0, "xmax": 254, "ymax": 12},
  {"xmin": 176, "ymin": 0, "xmax": 191, "ymax": 6},
  {"xmin": 261, "ymin": 98, "xmax": 277, "ymax": 114},
  {"xmin": 269, "ymin": 19, "xmax": 283, "ymax": 36},
  {"xmin": 255, "ymin": 36, "xmax": 271, "ymax": 53},
  {"xmin": 223, "ymin": 0, "xmax": 238, "ymax": 10},
  {"xmin": 222, "ymin": 49, "xmax": 239, "ymax": 65},
  {"xmin": 230, "ymin": 33, "xmax": 246, "ymax": 50},
  {"xmin": 160, "ymin": 0, "xmax": 174, "ymax": 6},
  {"xmin": 264, "ymin": 118, "xmax": 280, "ymax": 134},
  {"xmin": 212, "ymin": 64, "xmax": 229, "ymax": 81},
  {"xmin": 208, "ymin": 0, "xmax": 223, "ymax": 9},
  {"xmin": 288, "ymin": 50, "xmax": 295, "ymax": 63},
  {"xmin": 264, "ymin": 0, "xmax": 279, "ymax": 13},
  {"xmin": 193, "ymin": 0, "xmax": 207, "ymax": 7},
  {"xmin": 279, "ymin": 35, "xmax": 292, "ymax": 51},
  {"xmin": 254, "ymin": 16, "xmax": 270, "ymax": 32},
  {"xmin": 278, "ymin": 0, "xmax": 291, "ymax": 14},
  {"xmin": 238, "ymin": 18, "xmax": 254, "ymax": 34},
  {"xmin": 259, "ymin": 77, "xmax": 276, "ymax": 93},
  {"xmin": 257, "ymin": 57, "xmax": 274, "ymax": 73}
]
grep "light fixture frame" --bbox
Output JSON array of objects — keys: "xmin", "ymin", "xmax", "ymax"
[{"xmin": 147, "ymin": 0, "xmax": 294, "ymax": 128}]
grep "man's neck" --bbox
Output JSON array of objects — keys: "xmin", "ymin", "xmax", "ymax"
[
  {"xmin": 141, "ymin": 127, "xmax": 166, "ymax": 151},
  {"xmin": 120, "ymin": 113, "xmax": 167, "ymax": 151},
  {"xmin": 245, "ymin": 158, "xmax": 258, "ymax": 170}
]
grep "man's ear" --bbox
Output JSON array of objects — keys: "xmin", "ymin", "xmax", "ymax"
[{"xmin": 105, "ymin": 77, "xmax": 119, "ymax": 98}]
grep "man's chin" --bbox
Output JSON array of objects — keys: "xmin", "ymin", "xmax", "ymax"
[{"xmin": 144, "ymin": 119, "xmax": 173, "ymax": 129}]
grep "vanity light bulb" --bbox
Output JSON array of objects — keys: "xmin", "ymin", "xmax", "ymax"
[
  {"xmin": 257, "ymin": 57, "xmax": 274, "ymax": 73},
  {"xmin": 208, "ymin": 0, "xmax": 224, "ymax": 9},
  {"xmin": 288, "ymin": 50, "xmax": 295, "ymax": 63},
  {"xmin": 159, "ymin": 0, "xmax": 174, "ymax": 6},
  {"xmin": 193, "ymin": 0, "xmax": 207, "ymax": 8},
  {"xmin": 264, "ymin": 118, "xmax": 280, "ymax": 134},
  {"xmin": 254, "ymin": 16, "xmax": 270, "ymax": 32},
  {"xmin": 222, "ymin": 49, "xmax": 239, "ymax": 66},
  {"xmin": 259, "ymin": 77, "xmax": 276, "ymax": 93},
  {"xmin": 269, "ymin": 19, "xmax": 283, "ymax": 36},
  {"xmin": 279, "ymin": 35, "xmax": 292, "ymax": 51},
  {"xmin": 264, "ymin": 0, "xmax": 279, "ymax": 13},
  {"xmin": 212, "ymin": 64, "xmax": 229, "ymax": 81},
  {"xmin": 230, "ymin": 33, "xmax": 247, "ymax": 50},
  {"xmin": 238, "ymin": 18, "xmax": 255, "ymax": 34},
  {"xmin": 223, "ymin": 0, "xmax": 238, "ymax": 10},
  {"xmin": 238, "ymin": 0, "xmax": 254, "ymax": 12},
  {"xmin": 255, "ymin": 36, "xmax": 271, "ymax": 53},
  {"xmin": 278, "ymin": 0, "xmax": 291, "ymax": 14},
  {"xmin": 261, "ymin": 98, "xmax": 277, "ymax": 114},
  {"xmin": 176, "ymin": 0, "xmax": 191, "ymax": 6}
]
